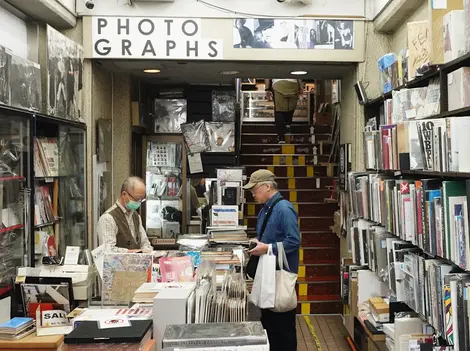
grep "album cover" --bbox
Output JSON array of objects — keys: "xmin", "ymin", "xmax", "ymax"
[
  {"xmin": 10, "ymin": 54, "xmax": 41, "ymax": 111},
  {"xmin": 205, "ymin": 122, "xmax": 235, "ymax": 153},
  {"xmin": 47, "ymin": 25, "xmax": 84, "ymax": 122},
  {"xmin": 212, "ymin": 91, "xmax": 236, "ymax": 122},
  {"xmin": 154, "ymin": 99, "xmax": 187, "ymax": 133}
]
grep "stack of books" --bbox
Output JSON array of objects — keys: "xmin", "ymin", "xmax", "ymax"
[{"xmin": 0, "ymin": 317, "xmax": 35, "ymax": 340}]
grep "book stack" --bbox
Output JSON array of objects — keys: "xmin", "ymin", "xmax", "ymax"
[
  {"xmin": 346, "ymin": 171, "xmax": 470, "ymax": 348},
  {"xmin": 0, "ymin": 318, "xmax": 35, "ymax": 341},
  {"xmin": 34, "ymin": 185, "xmax": 55, "ymax": 226},
  {"xmin": 207, "ymin": 226, "xmax": 249, "ymax": 245}
]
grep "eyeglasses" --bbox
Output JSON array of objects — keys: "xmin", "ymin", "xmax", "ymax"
[
  {"xmin": 126, "ymin": 192, "xmax": 146, "ymax": 203},
  {"xmin": 250, "ymin": 183, "xmax": 268, "ymax": 195}
]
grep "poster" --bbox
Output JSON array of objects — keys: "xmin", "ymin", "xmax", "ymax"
[
  {"xmin": 10, "ymin": 55, "xmax": 41, "ymax": 111},
  {"xmin": 47, "ymin": 25, "xmax": 84, "ymax": 122},
  {"xmin": 0, "ymin": 45, "xmax": 11, "ymax": 105},
  {"xmin": 233, "ymin": 18, "xmax": 354, "ymax": 50}
]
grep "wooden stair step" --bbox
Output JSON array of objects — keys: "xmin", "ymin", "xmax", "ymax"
[
  {"xmin": 300, "ymin": 248, "xmax": 339, "ymax": 262},
  {"xmin": 296, "ymin": 283, "xmax": 341, "ymax": 297},
  {"xmin": 246, "ymin": 190, "xmax": 334, "ymax": 203},
  {"xmin": 296, "ymin": 297, "xmax": 343, "ymax": 314},
  {"xmin": 245, "ymin": 165, "xmax": 338, "ymax": 177},
  {"xmin": 301, "ymin": 264, "xmax": 341, "ymax": 278},
  {"xmin": 242, "ymin": 134, "xmax": 331, "ymax": 144},
  {"xmin": 240, "ymin": 154, "xmax": 330, "ymax": 166},
  {"xmin": 299, "ymin": 260, "xmax": 339, "ymax": 266},
  {"xmin": 297, "ymin": 276, "xmax": 339, "ymax": 283},
  {"xmin": 241, "ymin": 143, "xmax": 333, "ymax": 156},
  {"xmin": 242, "ymin": 123, "xmax": 332, "ymax": 134}
]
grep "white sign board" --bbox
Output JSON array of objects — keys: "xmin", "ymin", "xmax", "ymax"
[{"xmin": 91, "ymin": 17, "xmax": 223, "ymax": 59}]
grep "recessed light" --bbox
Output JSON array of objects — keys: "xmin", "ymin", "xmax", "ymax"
[
  {"xmin": 143, "ymin": 69, "xmax": 161, "ymax": 73},
  {"xmin": 220, "ymin": 70, "xmax": 240, "ymax": 75},
  {"xmin": 290, "ymin": 70, "xmax": 307, "ymax": 75}
]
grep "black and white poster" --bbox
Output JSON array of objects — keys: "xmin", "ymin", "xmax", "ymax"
[
  {"xmin": 10, "ymin": 54, "xmax": 41, "ymax": 111},
  {"xmin": 0, "ymin": 45, "xmax": 11, "ymax": 105},
  {"xmin": 233, "ymin": 18, "xmax": 354, "ymax": 50},
  {"xmin": 47, "ymin": 25, "xmax": 84, "ymax": 122}
]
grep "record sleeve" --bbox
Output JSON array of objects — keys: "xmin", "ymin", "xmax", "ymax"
[
  {"xmin": 154, "ymin": 99, "xmax": 187, "ymax": 133},
  {"xmin": 205, "ymin": 122, "xmax": 235, "ymax": 152},
  {"xmin": 181, "ymin": 120, "xmax": 211, "ymax": 154},
  {"xmin": 212, "ymin": 90, "xmax": 236, "ymax": 122}
]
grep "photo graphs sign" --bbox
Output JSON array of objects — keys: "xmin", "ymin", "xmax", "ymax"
[
  {"xmin": 47, "ymin": 25, "xmax": 84, "ymax": 123},
  {"xmin": 91, "ymin": 17, "xmax": 224, "ymax": 59},
  {"xmin": 233, "ymin": 18, "xmax": 354, "ymax": 50}
]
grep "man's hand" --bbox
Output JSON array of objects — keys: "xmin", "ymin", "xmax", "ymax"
[
  {"xmin": 248, "ymin": 241, "xmax": 270, "ymax": 256},
  {"xmin": 129, "ymin": 249, "xmax": 142, "ymax": 253}
]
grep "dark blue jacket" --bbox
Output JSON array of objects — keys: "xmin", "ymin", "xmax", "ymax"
[{"xmin": 256, "ymin": 192, "xmax": 301, "ymax": 273}]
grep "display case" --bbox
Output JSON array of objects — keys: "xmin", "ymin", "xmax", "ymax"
[
  {"xmin": 241, "ymin": 90, "xmax": 311, "ymax": 122},
  {"xmin": 33, "ymin": 116, "xmax": 87, "ymax": 263},
  {"xmin": 0, "ymin": 107, "xmax": 31, "ymax": 290},
  {"xmin": 144, "ymin": 135, "xmax": 187, "ymax": 245}
]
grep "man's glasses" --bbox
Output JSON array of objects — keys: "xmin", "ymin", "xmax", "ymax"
[{"xmin": 126, "ymin": 192, "xmax": 146, "ymax": 203}]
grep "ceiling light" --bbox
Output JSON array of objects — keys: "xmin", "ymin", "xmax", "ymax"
[
  {"xmin": 143, "ymin": 69, "xmax": 160, "ymax": 73},
  {"xmin": 290, "ymin": 70, "xmax": 307, "ymax": 75},
  {"xmin": 220, "ymin": 70, "xmax": 240, "ymax": 75}
]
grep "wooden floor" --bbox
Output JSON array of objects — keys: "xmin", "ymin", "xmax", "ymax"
[{"xmin": 297, "ymin": 315, "xmax": 351, "ymax": 351}]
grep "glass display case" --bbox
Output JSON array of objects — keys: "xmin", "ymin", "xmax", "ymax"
[
  {"xmin": 33, "ymin": 117, "xmax": 87, "ymax": 262},
  {"xmin": 241, "ymin": 90, "xmax": 311, "ymax": 122},
  {"xmin": 0, "ymin": 108, "xmax": 31, "ymax": 290},
  {"xmin": 144, "ymin": 135, "xmax": 187, "ymax": 244}
]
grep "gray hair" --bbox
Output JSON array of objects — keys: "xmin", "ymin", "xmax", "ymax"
[
  {"xmin": 266, "ymin": 181, "xmax": 278, "ymax": 190},
  {"xmin": 121, "ymin": 176, "xmax": 145, "ymax": 193}
]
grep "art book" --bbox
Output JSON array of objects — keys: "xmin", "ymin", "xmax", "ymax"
[
  {"xmin": 159, "ymin": 256, "xmax": 194, "ymax": 283},
  {"xmin": 102, "ymin": 253, "xmax": 152, "ymax": 304}
]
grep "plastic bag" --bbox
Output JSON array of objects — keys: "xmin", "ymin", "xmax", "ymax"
[{"xmin": 250, "ymin": 245, "xmax": 276, "ymax": 309}]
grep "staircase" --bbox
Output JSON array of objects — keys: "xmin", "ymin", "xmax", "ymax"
[{"xmin": 241, "ymin": 122, "xmax": 342, "ymax": 314}]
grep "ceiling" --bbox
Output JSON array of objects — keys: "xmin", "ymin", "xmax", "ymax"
[{"xmin": 95, "ymin": 59, "xmax": 356, "ymax": 86}]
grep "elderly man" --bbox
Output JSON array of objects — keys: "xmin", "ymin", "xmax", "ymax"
[
  {"xmin": 97, "ymin": 176, "xmax": 153, "ymax": 253},
  {"xmin": 244, "ymin": 169, "xmax": 300, "ymax": 351}
]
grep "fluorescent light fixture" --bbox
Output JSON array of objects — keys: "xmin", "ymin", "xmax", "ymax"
[
  {"xmin": 220, "ymin": 70, "xmax": 240, "ymax": 75},
  {"xmin": 290, "ymin": 70, "xmax": 307, "ymax": 75},
  {"xmin": 143, "ymin": 69, "xmax": 161, "ymax": 73}
]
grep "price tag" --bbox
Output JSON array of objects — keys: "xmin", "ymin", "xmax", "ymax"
[{"xmin": 45, "ymin": 178, "xmax": 54, "ymax": 183}]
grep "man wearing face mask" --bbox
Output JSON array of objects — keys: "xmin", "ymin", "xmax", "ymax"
[{"xmin": 97, "ymin": 176, "xmax": 153, "ymax": 253}]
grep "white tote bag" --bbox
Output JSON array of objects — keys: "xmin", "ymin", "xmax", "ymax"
[
  {"xmin": 250, "ymin": 245, "xmax": 276, "ymax": 309},
  {"xmin": 270, "ymin": 242, "xmax": 298, "ymax": 313}
]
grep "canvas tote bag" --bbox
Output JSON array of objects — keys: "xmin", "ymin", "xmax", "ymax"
[
  {"xmin": 270, "ymin": 242, "xmax": 298, "ymax": 313},
  {"xmin": 250, "ymin": 244, "xmax": 276, "ymax": 309}
]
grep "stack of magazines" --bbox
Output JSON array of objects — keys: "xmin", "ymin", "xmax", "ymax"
[{"xmin": 0, "ymin": 317, "xmax": 35, "ymax": 340}]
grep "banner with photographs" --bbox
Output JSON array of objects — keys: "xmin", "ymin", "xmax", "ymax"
[
  {"xmin": 47, "ymin": 25, "xmax": 84, "ymax": 123},
  {"xmin": 0, "ymin": 45, "xmax": 42, "ymax": 111},
  {"xmin": 233, "ymin": 18, "xmax": 354, "ymax": 50}
]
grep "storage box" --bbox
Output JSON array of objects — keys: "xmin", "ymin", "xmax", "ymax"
[{"xmin": 443, "ymin": 10, "xmax": 465, "ymax": 63}]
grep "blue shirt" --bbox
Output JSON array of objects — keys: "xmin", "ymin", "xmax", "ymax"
[{"xmin": 256, "ymin": 192, "xmax": 301, "ymax": 273}]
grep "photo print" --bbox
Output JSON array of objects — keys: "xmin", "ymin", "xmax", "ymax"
[
  {"xmin": 47, "ymin": 25, "xmax": 84, "ymax": 122},
  {"xmin": 0, "ymin": 45, "xmax": 11, "ymax": 105},
  {"xmin": 334, "ymin": 20, "xmax": 354, "ymax": 50},
  {"xmin": 233, "ymin": 18, "xmax": 353, "ymax": 50},
  {"xmin": 10, "ymin": 54, "xmax": 41, "ymax": 111}
]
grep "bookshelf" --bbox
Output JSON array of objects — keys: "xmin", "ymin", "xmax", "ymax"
[
  {"xmin": 33, "ymin": 115, "xmax": 87, "ymax": 264},
  {"xmin": 349, "ymin": 41, "xmax": 470, "ymax": 350}
]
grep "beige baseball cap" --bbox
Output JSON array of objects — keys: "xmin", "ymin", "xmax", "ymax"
[{"xmin": 243, "ymin": 169, "xmax": 276, "ymax": 190}]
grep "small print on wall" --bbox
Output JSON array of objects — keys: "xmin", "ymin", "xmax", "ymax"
[
  {"xmin": 233, "ymin": 18, "xmax": 354, "ymax": 50},
  {"xmin": 47, "ymin": 25, "xmax": 84, "ymax": 123}
]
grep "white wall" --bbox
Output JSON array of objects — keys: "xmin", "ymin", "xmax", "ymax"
[
  {"xmin": 0, "ymin": 6, "xmax": 28, "ymax": 58},
  {"xmin": 77, "ymin": 0, "xmax": 365, "ymax": 18},
  {"xmin": 57, "ymin": 0, "xmax": 76, "ymax": 14}
]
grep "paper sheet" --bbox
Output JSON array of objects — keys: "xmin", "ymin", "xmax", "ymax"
[
  {"xmin": 188, "ymin": 153, "xmax": 203, "ymax": 174},
  {"xmin": 91, "ymin": 244, "xmax": 105, "ymax": 280}
]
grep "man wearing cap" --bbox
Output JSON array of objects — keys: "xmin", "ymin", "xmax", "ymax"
[{"xmin": 244, "ymin": 169, "xmax": 300, "ymax": 351}]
